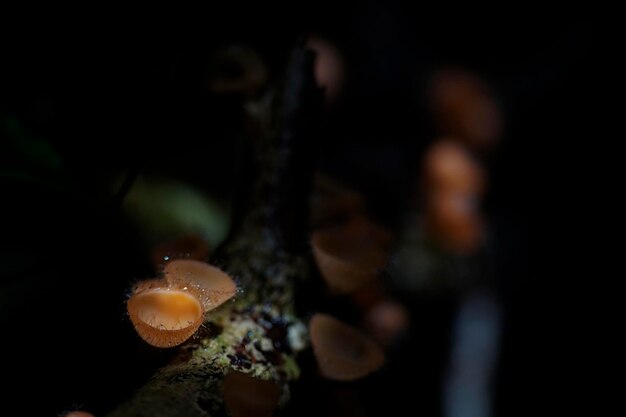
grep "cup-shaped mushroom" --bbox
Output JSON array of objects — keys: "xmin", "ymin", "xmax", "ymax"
[
  {"xmin": 310, "ymin": 313, "xmax": 385, "ymax": 381},
  {"xmin": 363, "ymin": 300, "xmax": 410, "ymax": 347},
  {"xmin": 423, "ymin": 139, "xmax": 486, "ymax": 196},
  {"xmin": 429, "ymin": 69, "xmax": 502, "ymax": 151},
  {"xmin": 151, "ymin": 234, "xmax": 211, "ymax": 270},
  {"xmin": 127, "ymin": 285, "xmax": 204, "ymax": 348},
  {"xmin": 222, "ymin": 371, "xmax": 281, "ymax": 417},
  {"xmin": 163, "ymin": 259, "xmax": 237, "ymax": 311},
  {"xmin": 424, "ymin": 189, "xmax": 484, "ymax": 254},
  {"xmin": 312, "ymin": 223, "xmax": 388, "ymax": 294},
  {"xmin": 307, "ymin": 36, "xmax": 345, "ymax": 103}
]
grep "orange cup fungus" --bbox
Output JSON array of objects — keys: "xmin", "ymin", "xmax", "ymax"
[
  {"xmin": 222, "ymin": 371, "xmax": 281, "ymax": 417},
  {"xmin": 429, "ymin": 69, "xmax": 502, "ymax": 151},
  {"xmin": 307, "ymin": 36, "xmax": 345, "ymax": 102},
  {"xmin": 421, "ymin": 139, "xmax": 486, "ymax": 254},
  {"xmin": 363, "ymin": 300, "xmax": 410, "ymax": 347},
  {"xmin": 312, "ymin": 219, "xmax": 389, "ymax": 294},
  {"xmin": 163, "ymin": 259, "xmax": 238, "ymax": 310},
  {"xmin": 127, "ymin": 260, "xmax": 236, "ymax": 348},
  {"xmin": 423, "ymin": 189, "xmax": 484, "ymax": 254},
  {"xmin": 422, "ymin": 139, "xmax": 486, "ymax": 196},
  {"xmin": 310, "ymin": 313, "xmax": 385, "ymax": 381}
]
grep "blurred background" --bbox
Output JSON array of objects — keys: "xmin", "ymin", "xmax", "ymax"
[{"xmin": 0, "ymin": 5, "xmax": 592, "ymax": 417}]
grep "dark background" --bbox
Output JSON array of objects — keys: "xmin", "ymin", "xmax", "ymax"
[{"xmin": 1, "ymin": 6, "xmax": 592, "ymax": 416}]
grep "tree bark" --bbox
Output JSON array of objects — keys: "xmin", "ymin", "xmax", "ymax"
[{"xmin": 107, "ymin": 42, "xmax": 323, "ymax": 417}]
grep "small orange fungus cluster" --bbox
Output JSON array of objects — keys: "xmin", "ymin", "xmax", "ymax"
[
  {"xmin": 429, "ymin": 69, "xmax": 502, "ymax": 152},
  {"xmin": 422, "ymin": 139, "xmax": 486, "ymax": 254},
  {"xmin": 312, "ymin": 216, "xmax": 389, "ymax": 294},
  {"xmin": 307, "ymin": 36, "xmax": 345, "ymax": 103},
  {"xmin": 127, "ymin": 259, "xmax": 236, "ymax": 348},
  {"xmin": 309, "ymin": 176, "xmax": 404, "ymax": 372},
  {"xmin": 309, "ymin": 313, "xmax": 385, "ymax": 381},
  {"xmin": 363, "ymin": 299, "xmax": 410, "ymax": 347},
  {"xmin": 422, "ymin": 69, "xmax": 503, "ymax": 253}
]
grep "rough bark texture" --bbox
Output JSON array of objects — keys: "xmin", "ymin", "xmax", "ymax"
[{"xmin": 107, "ymin": 43, "xmax": 322, "ymax": 417}]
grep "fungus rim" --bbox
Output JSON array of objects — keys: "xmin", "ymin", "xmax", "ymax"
[
  {"xmin": 127, "ymin": 283, "xmax": 204, "ymax": 348},
  {"xmin": 163, "ymin": 259, "xmax": 237, "ymax": 310},
  {"xmin": 309, "ymin": 313, "xmax": 385, "ymax": 381},
  {"xmin": 311, "ymin": 225, "xmax": 388, "ymax": 293}
]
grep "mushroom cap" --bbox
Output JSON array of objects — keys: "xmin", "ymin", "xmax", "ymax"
[
  {"xmin": 424, "ymin": 189, "xmax": 484, "ymax": 254},
  {"xmin": 310, "ymin": 313, "xmax": 385, "ymax": 381},
  {"xmin": 65, "ymin": 412, "xmax": 95, "ymax": 417},
  {"xmin": 429, "ymin": 70, "xmax": 502, "ymax": 150},
  {"xmin": 423, "ymin": 139, "xmax": 486, "ymax": 195},
  {"xmin": 222, "ymin": 371, "xmax": 281, "ymax": 417},
  {"xmin": 364, "ymin": 300, "xmax": 410, "ymax": 347},
  {"xmin": 312, "ymin": 221, "xmax": 388, "ymax": 294},
  {"xmin": 127, "ymin": 285, "xmax": 203, "ymax": 348},
  {"xmin": 151, "ymin": 234, "xmax": 210, "ymax": 269},
  {"xmin": 163, "ymin": 259, "xmax": 237, "ymax": 310},
  {"xmin": 307, "ymin": 36, "xmax": 345, "ymax": 102}
]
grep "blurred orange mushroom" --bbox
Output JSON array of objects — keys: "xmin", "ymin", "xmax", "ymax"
[
  {"xmin": 310, "ymin": 313, "xmax": 385, "ymax": 380},
  {"xmin": 429, "ymin": 70, "xmax": 502, "ymax": 152}
]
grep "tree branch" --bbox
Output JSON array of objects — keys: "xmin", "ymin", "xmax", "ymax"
[{"xmin": 106, "ymin": 42, "xmax": 323, "ymax": 417}]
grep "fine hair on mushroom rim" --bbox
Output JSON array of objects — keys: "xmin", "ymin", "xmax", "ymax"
[
  {"xmin": 163, "ymin": 259, "xmax": 237, "ymax": 310},
  {"xmin": 127, "ymin": 283, "xmax": 205, "ymax": 348}
]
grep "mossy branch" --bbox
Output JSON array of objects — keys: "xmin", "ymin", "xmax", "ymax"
[{"xmin": 106, "ymin": 43, "xmax": 323, "ymax": 417}]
